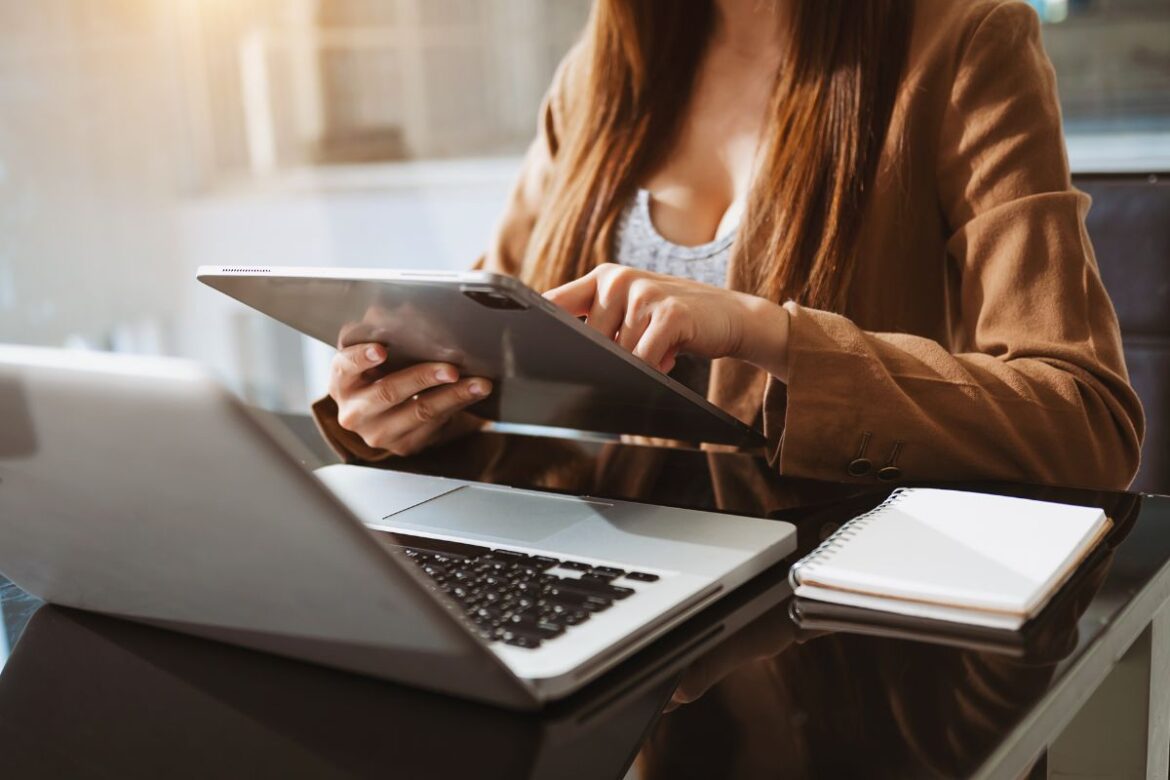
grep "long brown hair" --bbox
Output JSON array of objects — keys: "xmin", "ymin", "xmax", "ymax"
[{"xmin": 522, "ymin": 0, "xmax": 912, "ymax": 313}]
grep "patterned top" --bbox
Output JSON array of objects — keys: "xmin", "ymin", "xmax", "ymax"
[{"xmin": 612, "ymin": 189, "xmax": 738, "ymax": 395}]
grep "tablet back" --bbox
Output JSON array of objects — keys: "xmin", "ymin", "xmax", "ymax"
[{"xmin": 198, "ymin": 267, "xmax": 764, "ymax": 447}]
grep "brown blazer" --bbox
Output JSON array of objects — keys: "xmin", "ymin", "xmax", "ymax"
[{"xmin": 314, "ymin": 0, "xmax": 1144, "ymax": 491}]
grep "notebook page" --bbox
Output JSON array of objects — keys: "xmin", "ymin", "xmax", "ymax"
[{"xmin": 797, "ymin": 489, "xmax": 1107, "ymax": 615}]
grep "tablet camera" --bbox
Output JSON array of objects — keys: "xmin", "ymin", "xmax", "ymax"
[{"xmin": 462, "ymin": 289, "xmax": 528, "ymax": 311}]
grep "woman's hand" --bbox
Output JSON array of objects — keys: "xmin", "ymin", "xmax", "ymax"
[
  {"xmin": 544, "ymin": 264, "xmax": 791, "ymax": 381},
  {"xmin": 328, "ymin": 343, "xmax": 492, "ymax": 456}
]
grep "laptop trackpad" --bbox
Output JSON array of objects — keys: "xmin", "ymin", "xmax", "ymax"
[{"xmin": 385, "ymin": 486, "xmax": 600, "ymax": 546}]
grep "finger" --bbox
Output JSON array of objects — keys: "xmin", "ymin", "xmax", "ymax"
[
  {"xmin": 336, "ymin": 362, "xmax": 459, "ymax": 432},
  {"xmin": 396, "ymin": 376, "xmax": 492, "ymax": 429},
  {"xmin": 383, "ymin": 380, "xmax": 489, "ymax": 455},
  {"xmin": 362, "ymin": 377, "xmax": 492, "ymax": 450},
  {"xmin": 329, "ymin": 343, "xmax": 387, "ymax": 397},
  {"xmin": 617, "ymin": 308, "xmax": 650, "ymax": 353},
  {"xmin": 543, "ymin": 267, "xmax": 602, "ymax": 317},
  {"xmin": 580, "ymin": 266, "xmax": 632, "ymax": 340},
  {"xmin": 632, "ymin": 315, "xmax": 680, "ymax": 373},
  {"xmin": 586, "ymin": 290, "xmax": 627, "ymax": 341},
  {"xmin": 367, "ymin": 362, "xmax": 462, "ymax": 408}
]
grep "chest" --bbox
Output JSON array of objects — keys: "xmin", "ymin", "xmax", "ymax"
[{"xmin": 639, "ymin": 47, "xmax": 778, "ymax": 246}]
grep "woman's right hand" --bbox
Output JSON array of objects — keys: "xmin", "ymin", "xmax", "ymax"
[{"xmin": 329, "ymin": 343, "xmax": 492, "ymax": 456}]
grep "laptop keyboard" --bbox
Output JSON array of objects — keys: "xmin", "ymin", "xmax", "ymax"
[{"xmin": 382, "ymin": 532, "xmax": 660, "ymax": 650}]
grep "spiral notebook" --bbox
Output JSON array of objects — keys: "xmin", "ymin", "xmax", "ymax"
[{"xmin": 789, "ymin": 488, "xmax": 1112, "ymax": 630}]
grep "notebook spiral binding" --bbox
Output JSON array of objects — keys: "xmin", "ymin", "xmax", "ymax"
[{"xmin": 788, "ymin": 488, "xmax": 910, "ymax": 589}]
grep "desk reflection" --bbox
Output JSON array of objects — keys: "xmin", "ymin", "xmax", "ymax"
[
  {"xmin": 638, "ymin": 491, "xmax": 1141, "ymax": 780},
  {"xmin": 1, "ymin": 422, "xmax": 1152, "ymax": 780},
  {"xmin": 358, "ymin": 431, "xmax": 1151, "ymax": 778},
  {"xmin": 0, "ymin": 558, "xmax": 793, "ymax": 780},
  {"xmin": 0, "ymin": 603, "xmax": 666, "ymax": 779}
]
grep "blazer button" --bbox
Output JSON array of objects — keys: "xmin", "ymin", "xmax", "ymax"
[
  {"xmin": 877, "ymin": 441, "xmax": 905, "ymax": 482},
  {"xmin": 847, "ymin": 432, "xmax": 874, "ymax": 477},
  {"xmin": 848, "ymin": 458, "xmax": 872, "ymax": 477}
]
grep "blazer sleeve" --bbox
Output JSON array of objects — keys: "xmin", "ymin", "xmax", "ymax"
[
  {"xmin": 310, "ymin": 52, "xmax": 571, "ymax": 463},
  {"xmin": 765, "ymin": 2, "xmax": 1145, "ymax": 490}
]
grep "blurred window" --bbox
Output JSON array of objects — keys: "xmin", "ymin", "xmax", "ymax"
[
  {"xmin": 1033, "ymin": 0, "xmax": 1170, "ymax": 133},
  {"xmin": 0, "ymin": 0, "xmax": 1164, "ymax": 413},
  {"xmin": 185, "ymin": 0, "xmax": 591, "ymax": 179}
]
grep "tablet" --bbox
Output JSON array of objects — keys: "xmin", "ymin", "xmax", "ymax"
[{"xmin": 197, "ymin": 266, "xmax": 765, "ymax": 447}]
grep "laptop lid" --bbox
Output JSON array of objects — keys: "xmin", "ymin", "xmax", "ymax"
[{"xmin": 0, "ymin": 346, "xmax": 535, "ymax": 709}]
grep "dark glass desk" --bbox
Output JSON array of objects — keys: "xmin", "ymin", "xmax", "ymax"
[{"xmin": 1, "ymin": 425, "xmax": 1168, "ymax": 779}]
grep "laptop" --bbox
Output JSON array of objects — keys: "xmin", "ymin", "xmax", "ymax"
[{"xmin": 0, "ymin": 345, "xmax": 795, "ymax": 709}]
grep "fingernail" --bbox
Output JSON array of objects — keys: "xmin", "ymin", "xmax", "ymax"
[
  {"xmin": 365, "ymin": 346, "xmax": 381, "ymax": 363},
  {"xmin": 435, "ymin": 367, "xmax": 456, "ymax": 383},
  {"xmin": 469, "ymin": 380, "xmax": 489, "ymax": 397}
]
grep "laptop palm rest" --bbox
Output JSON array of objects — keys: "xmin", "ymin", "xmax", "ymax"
[{"xmin": 384, "ymin": 486, "xmax": 603, "ymax": 547}]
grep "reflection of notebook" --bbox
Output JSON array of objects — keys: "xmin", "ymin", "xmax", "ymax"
[
  {"xmin": 789, "ymin": 488, "xmax": 1111, "ymax": 630},
  {"xmin": 789, "ymin": 598, "xmax": 1031, "ymax": 656}
]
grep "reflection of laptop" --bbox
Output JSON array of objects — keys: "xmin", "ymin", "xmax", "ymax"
[{"xmin": 0, "ymin": 346, "xmax": 795, "ymax": 709}]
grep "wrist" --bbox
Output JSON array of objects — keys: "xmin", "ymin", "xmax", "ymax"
[{"xmin": 735, "ymin": 294, "xmax": 791, "ymax": 383}]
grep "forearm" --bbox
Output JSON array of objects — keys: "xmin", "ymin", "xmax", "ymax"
[
  {"xmin": 734, "ymin": 294, "xmax": 793, "ymax": 383},
  {"xmin": 768, "ymin": 304, "xmax": 1143, "ymax": 489}
]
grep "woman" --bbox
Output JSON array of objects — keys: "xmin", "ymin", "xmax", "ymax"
[{"xmin": 315, "ymin": 0, "xmax": 1144, "ymax": 490}]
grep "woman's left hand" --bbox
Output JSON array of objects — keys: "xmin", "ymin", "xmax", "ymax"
[{"xmin": 544, "ymin": 263, "xmax": 791, "ymax": 380}]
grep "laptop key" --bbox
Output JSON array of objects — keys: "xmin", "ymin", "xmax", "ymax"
[
  {"xmin": 488, "ymin": 549, "xmax": 532, "ymax": 562},
  {"xmin": 558, "ymin": 579, "xmax": 635, "ymax": 601},
  {"xmin": 591, "ymin": 566, "xmax": 625, "ymax": 578},
  {"xmin": 557, "ymin": 560, "xmax": 591, "ymax": 572},
  {"xmin": 506, "ymin": 625, "xmax": 559, "ymax": 643},
  {"xmin": 548, "ymin": 589, "xmax": 613, "ymax": 614},
  {"xmin": 548, "ymin": 609, "xmax": 590, "ymax": 626},
  {"xmin": 503, "ymin": 634, "xmax": 542, "ymax": 649},
  {"xmin": 530, "ymin": 556, "xmax": 560, "ymax": 570},
  {"xmin": 505, "ymin": 614, "xmax": 565, "ymax": 638},
  {"xmin": 385, "ymin": 532, "xmax": 491, "ymax": 559},
  {"xmin": 545, "ymin": 586, "xmax": 602, "ymax": 606},
  {"xmin": 482, "ymin": 605, "xmax": 510, "ymax": 621},
  {"xmin": 624, "ymin": 571, "xmax": 660, "ymax": 582}
]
